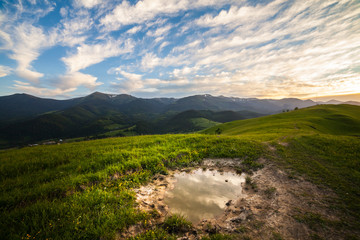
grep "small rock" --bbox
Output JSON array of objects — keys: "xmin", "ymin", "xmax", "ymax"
[
  {"xmin": 239, "ymin": 212, "xmax": 248, "ymax": 221},
  {"xmin": 225, "ymin": 179, "xmax": 228, "ymax": 182},
  {"xmin": 228, "ymin": 211, "xmax": 249, "ymax": 223},
  {"xmin": 229, "ymin": 216, "xmax": 242, "ymax": 223},
  {"xmin": 226, "ymin": 200, "xmax": 232, "ymax": 206}
]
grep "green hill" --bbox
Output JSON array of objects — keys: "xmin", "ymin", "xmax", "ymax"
[
  {"xmin": 156, "ymin": 109, "xmax": 263, "ymax": 133},
  {"xmin": 204, "ymin": 104, "xmax": 360, "ymax": 231},
  {"xmin": 203, "ymin": 104, "xmax": 360, "ymax": 138},
  {"xmin": 0, "ymin": 104, "xmax": 359, "ymax": 239}
]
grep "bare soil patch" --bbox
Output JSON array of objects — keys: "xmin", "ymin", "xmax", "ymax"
[{"xmin": 124, "ymin": 158, "xmax": 356, "ymax": 239}]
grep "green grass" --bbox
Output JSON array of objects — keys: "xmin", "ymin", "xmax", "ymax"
[
  {"xmin": 274, "ymin": 134, "xmax": 360, "ymax": 219},
  {"xmin": 1, "ymin": 104, "xmax": 359, "ymax": 239},
  {"xmin": 190, "ymin": 117, "xmax": 220, "ymax": 129},
  {"xmin": 201, "ymin": 233, "xmax": 234, "ymax": 240},
  {"xmin": 129, "ymin": 228, "xmax": 176, "ymax": 240},
  {"xmin": 0, "ymin": 134, "xmax": 263, "ymax": 239},
  {"xmin": 202, "ymin": 104, "xmax": 360, "ymax": 139},
  {"xmin": 204, "ymin": 104, "xmax": 360, "ymax": 228},
  {"xmin": 162, "ymin": 214, "xmax": 192, "ymax": 234}
]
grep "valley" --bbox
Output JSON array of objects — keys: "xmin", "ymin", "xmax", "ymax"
[{"xmin": 2, "ymin": 92, "xmax": 358, "ymax": 149}]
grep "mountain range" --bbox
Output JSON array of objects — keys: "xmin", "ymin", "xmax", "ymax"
[{"xmin": 0, "ymin": 92, "xmax": 358, "ymax": 148}]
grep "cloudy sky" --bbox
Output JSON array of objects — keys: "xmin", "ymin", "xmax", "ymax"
[{"xmin": 0, "ymin": 0, "xmax": 359, "ymax": 99}]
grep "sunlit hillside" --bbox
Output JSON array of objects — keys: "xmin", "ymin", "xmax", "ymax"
[{"xmin": 1, "ymin": 104, "xmax": 359, "ymax": 239}]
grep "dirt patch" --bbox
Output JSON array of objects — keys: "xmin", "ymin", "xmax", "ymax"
[
  {"xmin": 201, "ymin": 160, "xmax": 348, "ymax": 240},
  {"xmin": 124, "ymin": 158, "xmax": 355, "ymax": 239}
]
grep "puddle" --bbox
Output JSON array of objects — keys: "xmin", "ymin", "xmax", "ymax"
[{"xmin": 164, "ymin": 169, "xmax": 246, "ymax": 223}]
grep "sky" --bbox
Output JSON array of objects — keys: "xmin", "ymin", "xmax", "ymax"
[{"xmin": 0, "ymin": 0, "xmax": 359, "ymax": 100}]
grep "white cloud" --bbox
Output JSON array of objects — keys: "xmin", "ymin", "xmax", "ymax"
[
  {"xmin": 158, "ymin": 41, "xmax": 170, "ymax": 52},
  {"xmin": 172, "ymin": 66, "xmax": 199, "ymax": 77},
  {"xmin": 100, "ymin": 0, "xmax": 237, "ymax": 31},
  {"xmin": 14, "ymin": 72, "xmax": 103, "ymax": 97},
  {"xmin": 1, "ymin": 0, "xmax": 360, "ymax": 98},
  {"xmin": 146, "ymin": 24, "xmax": 173, "ymax": 43},
  {"xmin": 15, "ymin": 68, "xmax": 44, "ymax": 83},
  {"xmin": 74, "ymin": 0, "xmax": 102, "ymax": 8},
  {"xmin": 55, "ymin": 72, "xmax": 102, "ymax": 90},
  {"xmin": 7, "ymin": 23, "xmax": 57, "ymax": 83},
  {"xmin": 111, "ymin": 70, "xmax": 181, "ymax": 93},
  {"xmin": 119, "ymin": 69, "xmax": 143, "ymax": 81},
  {"xmin": 141, "ymin": 52, "xmax": 162, "ymax": 70},
  {"xmin": 196, "ymin": 0, "xmax": 284, "ymax": 28},
  {"xmin": 58, "ymin": 10, "xmax": 93, "ymax": 47},
  {"xmin": 127, "ymin": 25, "xmax": 142, "ymax": 34},
  {"xmin": 0, "ymin": 65, "xmax": 12, "ymax": 78},
  {"xmin": 140, "ymin": 52, "xmax": 189, "ymax": 70},
  {"xmin": 133, "ymin": 0, "xmax": 360, "ymax": 98},
  {"xmin": 62, "ymin": 39, "xmax": 134, "ymax": 73},
  {"xmin": 0, "ymin": 29, "xmax": 13, "ymax": 50},
  {"xmin": 13, "ymin": 80, "xmax": 76, "ymax": 97},
  {"xmin": 147, "ymin": 25, "xmax": 172, "ymax": 37},
  {"xmin": 60, "ymin": 7, "xmax": 68, "ymax": 17},
  {"xmin": 114, "ymin": 70, "xmax": 144, "ymax": 92}
]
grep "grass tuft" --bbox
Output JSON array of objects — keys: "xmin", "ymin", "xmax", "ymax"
[{"xmin": 162, "ymin": 214, "xmax": 192, "ymax": 234}]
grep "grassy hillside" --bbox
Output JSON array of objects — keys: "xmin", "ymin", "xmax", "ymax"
[
  {"xmin": 204, "ymin": 104, "xmax": 360, "ymax": 225},
  {"xmin": 203, "ymin": 104, "xmax": 360, "ymax": 138},
  {"xmin": 0, "ymin": 104, "xmax": 359, "ymax": 239},
  {"xmin": 0, "ymin": 135, "xmax": 263, "ymax": 239}
]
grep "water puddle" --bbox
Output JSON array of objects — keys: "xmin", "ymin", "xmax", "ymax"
[{"xmin": 164, "ymin": 169, "xmax": 246, "ymax": 223}]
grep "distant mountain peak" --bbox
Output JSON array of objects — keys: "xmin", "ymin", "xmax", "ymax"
[
  {"xmin": 325, "ymin": 99, "xmax": 342, "ymax": 104},
  {"xmin": 88, "ymin": 91, "xmax": 108, "ymax": 96}
]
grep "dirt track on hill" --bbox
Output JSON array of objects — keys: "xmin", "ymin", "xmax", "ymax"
[{"xmin": 121, "ymin": 157, "xmax": 358, "ymax": 240}]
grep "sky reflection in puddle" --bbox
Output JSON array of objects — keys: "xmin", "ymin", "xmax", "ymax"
[{"xmin": 164, "ymin": 169, "xmax": 245, "ymax": 223}]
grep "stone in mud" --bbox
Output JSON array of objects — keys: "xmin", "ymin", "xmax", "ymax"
[{"xmin": 228, "ymin": 209, "xmax": 251, "ymax": 223}]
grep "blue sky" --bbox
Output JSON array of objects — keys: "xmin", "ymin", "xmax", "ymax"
[{"xmin": 0, "ymin": 0, "xmax": 359, "ymax": 99}]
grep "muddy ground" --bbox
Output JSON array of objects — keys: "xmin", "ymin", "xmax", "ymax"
[{"xmin": 122, "ymin": 158, "xmax": 358, "ymax": 240}]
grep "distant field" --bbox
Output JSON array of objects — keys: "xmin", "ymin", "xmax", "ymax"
[{"xmin": 0, "ymin": 104, "xmax": 359, "ymax": 239}]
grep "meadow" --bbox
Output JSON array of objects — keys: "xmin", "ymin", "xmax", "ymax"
[
  {"xmin": 1, "ymin": 104, "xmax": 359, "ymax": 239},
  {"xmin": 0, "ymin": 134, "xmax": 263, "ymax": 239}
]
